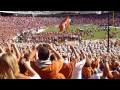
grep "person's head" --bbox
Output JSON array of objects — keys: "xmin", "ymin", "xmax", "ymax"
[
  {"xmin": 82, "ymin": 66, "xmax": 93, "ymax": 79},
  {"xmin": 62, "ymin": 55, "xmax": 67, "ymax": 59},
  {"xmin": 38, "ymin": 46, "xmax": 50, "ymax": 61},
  {"xmin": 91, "ymin": 60, "xmax": 98, "ymax": 69},
  {"xmin": 112, "ymin": 70, "xmax": 120, "ymax": 79},
  {"xmin": 32, "ymin": 45, "xmax": 36, "ymax": 50},
  {"xmin": 84, "ymin": 62, "xmax": 91, "ymax": 67},
  {"xmin": 23, "ymin": 53, "xmax": 29, "ymax": 60},
  {"xmin": 0, "ymin": 53, "xmax": 19, "ymax": 79}
]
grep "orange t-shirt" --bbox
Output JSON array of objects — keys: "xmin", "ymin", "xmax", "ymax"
[
  {"xmin": 30, "ymin": 60, "xmax": 65, "ymax": 79},
  {"xmin": 82, "ymin": 67, "xmax": 93, "ymax": 79},
  {"xmin": 59, "ymin": 61, "xmax": 76, "ymax": 79}
]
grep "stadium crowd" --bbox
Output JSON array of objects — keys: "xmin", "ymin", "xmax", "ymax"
[
  {"xmin": 15, "ymin": 31, "xmax": 83, "ymax": 43},
  {"xmin": 0, "ymin": 13, "xmax": 120, "ymax": 43},
  {"xmin": 0, "ymin": 13, "xmax": 120, "ymax": 79},
  {"xmin": 0, "ymin": 38, "xmax": 120, "ymax": 79},
  {"xmin": 0, "ymin": 16, "xmax": 63, "ymax": 44}
]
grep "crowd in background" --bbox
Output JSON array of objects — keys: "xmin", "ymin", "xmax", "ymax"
[
  {"xmin": 0, "ymin": 39, "xmax": 120, "ymax": 79},
  {"xmin": 0, "ymin": 13, "xmax": 120, "ymax": 43},
  {"xmin": 0, "ymin": 13, "xmax": 120, "ymax": 79},
  {"xmin": 15, "ymin": 32, "xmax": 83, "ymax": 43}
]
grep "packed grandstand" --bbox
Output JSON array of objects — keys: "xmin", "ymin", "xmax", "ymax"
[{"xmin": 0, "ymin": 11, "xmax": 119, "ymax": 79}]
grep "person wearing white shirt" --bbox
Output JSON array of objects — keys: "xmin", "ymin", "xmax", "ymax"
[
  {"xmin": 71, "ymin": 58, "xmax": 86, "ymax": 79},
  {"xmin": 90, "ymin": 69, "xmax": 103, "ymax": 79},
  {"xmin": 71, "ymin": 48, "xmax": 86, "ymax": 79}
]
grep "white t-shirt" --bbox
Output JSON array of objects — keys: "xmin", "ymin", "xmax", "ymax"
[
  {"xmin": 71, "ymin": 59, "xmax": 86, "ymax": 79},
  {"xmin": 29, "ymin": 74, "xmax": 41, "ymax": 79},
  {"xmin": 90, "ymin": 74, "xmax": 101, "ymax": 79}
]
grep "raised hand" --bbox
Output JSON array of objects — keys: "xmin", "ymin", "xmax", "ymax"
[
  {"xmin": 0, "ymin": 45, "xmax": 5, "ymax": 53},
  {"xmin": 11, "ymin": 43, "xmax": 16, "ymax": 47},
  {"xmin": 45, "ymin": 43, "xmax": 53, "ymax": 50},
  {"xmin": 11, "ymin": 43, "xmax": 21, "ymax": 61},
  {"xmin": 69, "ymin": 45, "xmax": 74, "ymax": 51},
  {"xmin": 36, "ymin": 43, "xmax": 43, "ymax": 50}
]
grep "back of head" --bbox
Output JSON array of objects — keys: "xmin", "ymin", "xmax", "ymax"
[
  {"xmin": 84, "ymin": 62, "xmax": 91, "ymax": 67},
  {"xmin": 112, "ymin": 70, "xmax": 120, "ymax": 79},
  {"xmin": 0, "ymin": 53, "xmax": 19, "ymax": 79},
  {"xmin": 82, "ymin": 66, "xmax": 92, "ymax": 79},
  {"xmin": 38, "ymin": 47, "xmax": 49, "ymax": 61}
]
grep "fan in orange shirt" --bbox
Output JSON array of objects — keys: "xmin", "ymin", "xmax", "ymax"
[{"xmin": 29, "ymin": 43, "xmax": 65, "ymax": 79}]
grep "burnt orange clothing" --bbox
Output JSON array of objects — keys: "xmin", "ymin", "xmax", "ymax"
[
  {"xmin": 31, "ymin": 60, "xmax": 65, "ymax": 79},
  {"xmin": 91, "ymin": 60, "xmax": 99, "ymax": 69},
  {"xmin": 82, "ymin": 67, "xmax": 93, "ymax": 79},
  {"xmin": 59, "ymin": 61, "xmax": 76, "ymax": 79}
]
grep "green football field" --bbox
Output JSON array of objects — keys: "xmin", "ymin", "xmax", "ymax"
[{"xmin": 44, "ymin": 25, "xmax": 120, "ymax": 40}]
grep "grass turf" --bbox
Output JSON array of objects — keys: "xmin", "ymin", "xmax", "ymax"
[{"xmin": 44, "ymin": 25, "xmax": 120, "ymax": 39}]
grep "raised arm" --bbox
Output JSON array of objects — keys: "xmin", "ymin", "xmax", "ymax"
[
  {"xmin": 0, "ymin": 45, "xmax": 5, "ymax": 54},
  {"xmin": 46, "ymin": 44, "xmax": 64, "ymax": 61},
  {"xmin": 103, "ymin": 56, "xmax": 113, "ymax": 79},
  {"xmin": 80, "ymin": 49, "xmax": 86, "ymax": 60},
  {"xmin": 28, "ymin": 45, "xmax": 37, "ymax": 61},
  {"xmin": 70, "ymin": 45, "xmax": 80, "ymax": 61},
  {"xmin": 11, "ymin": 43, "xmax": 21, "ymax": 61},
  {"xmin": 23, "ymin": 59, "xmax": 40, "ymax": 79},
  {"xmin": 4, "ymin": 42, "xmax": 11, "ymax": 53}
]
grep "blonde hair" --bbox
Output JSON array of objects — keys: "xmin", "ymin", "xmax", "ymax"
[{"xmin": 0, "ymin": 53, "xmax": 20, "ymax": 79}]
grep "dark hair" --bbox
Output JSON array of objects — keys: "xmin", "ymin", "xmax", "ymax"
[
  {"xmin": 62, "ymin": 55, "xmax": 67, "ymax": 59},
  {"xmin": 24, "ymin": 53, "xmax": 29, "ymax": 60},
  {"xmin": 50, "ymin": 54, "xmax": 56, "ymax": 61},
  {"xmin": 84, "ymin": 62, "xmax": 91, "ymax": 67},
  {"xmin": 0, "ymin": 49, "xmax": 2, "ymax": 53},
  {"xmin": 38, "ymin": 47, "xmax": 49, "ymax": 60}
]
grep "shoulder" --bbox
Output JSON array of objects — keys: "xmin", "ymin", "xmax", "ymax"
[
  {"xmin": 52, "ymin": 60, "xmax": 63, "ymax": 65},
  {"xmin": 29, "ymin": 74, "xmax": 41, "ymax": 79},
  {"xmin": 16, "ymin": 73, "xmax": 30, "ymax": 79},
  {"xmin": 49, "ymin": 60, "xmax": 64, "ymax": 71}
]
